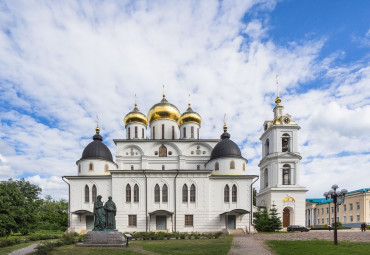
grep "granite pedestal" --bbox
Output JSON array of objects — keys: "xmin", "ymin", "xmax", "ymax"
[{"xmin": 76, "ymin": 231, "xmax": 125, "ymax": 247}]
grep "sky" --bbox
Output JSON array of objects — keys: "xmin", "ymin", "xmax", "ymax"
[{"xmin": 0, "ymin": 0, "xmax": 369, "ymax": 200}]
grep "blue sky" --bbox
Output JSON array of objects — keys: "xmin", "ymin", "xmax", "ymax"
[{"xmin": 0, "ymin": 0, "xmax": 369, "ymax": 199}]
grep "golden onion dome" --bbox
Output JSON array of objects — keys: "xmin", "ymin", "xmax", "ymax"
[
  {"xmin": 124, "ymin": 103, "xmax": 148, "ymax": 127},
  {"xmin": 147, "ymin": 95, "xmax": 181, "ymax": 125},
  {"xmin": 178, "ymin": 103, "xmax": 202, "ymax": 126}
]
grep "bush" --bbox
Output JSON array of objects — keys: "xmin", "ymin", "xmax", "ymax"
[
  {"xmin": 214, "ymin": 232, "xmax": 223, "ymax": 239},
  {"xmin": 60, "ymin": 233, "xmax": 77, "ymax": 245},
  {"xmin": 34, "ymin": 241, "xmax": 63, "ymax": 255}
]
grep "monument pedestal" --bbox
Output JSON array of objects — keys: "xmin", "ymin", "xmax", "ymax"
[{"xmin": 76, "ymin": 231, "xmax": 125, "ymax": 247}]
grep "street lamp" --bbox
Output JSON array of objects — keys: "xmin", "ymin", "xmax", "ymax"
[{"xmin": 323, "ymin": 185, "xmax": 348, "ymax": 245}]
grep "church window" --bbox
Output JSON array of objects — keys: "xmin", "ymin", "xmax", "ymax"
[
  {"xmin": 142, "ymin": 128, "xmax": 144, "ymax": 138},
  {"xmin": 191, "ymin": 126, "xmax": 194, "ymax": 138},
  {"xmin": 153, "ymin": 127, "xmax": 155, "ymax": 139},
  {"xmin": 172, "ymin": 126, "xmax": 175, "ymax": 139},
  {"xmin": 264, "ymin": 168, "xmax": 268, "ymax": 188},
  {"xmin": 182, "ymin": 184, "xmax": 188, "ymax": 202},
  {"xmin": 232, "ymin": 185, "xmax": 237, "ymax": 202},
  {"xmin": 104, "ymin": 164, "xmax": 109, "ymax": 172},
  {"xmin": 197, "ymin": 128, "xmax": 199, "ymax": 139},
  {"xmin": 135, "ymin": 126, "xmax": 138, "ymax": 138},
  {"xmin": 134, "ymin": 184, "xmax": 139, "ymax": 202},
  {"xmin": 282, "ymin": 164, "xmax": 291, "ymax": 185},
  {"xmin": 154, "ymin": 184, "xmax": 160, "ymax": 202},
  {"xmin": 243, "ymin": 163, "xmax": 245, "ymax": 171},
  {"xmin": 162, "ymin": 124, "xmax": 165, "ymax": 139},
  {"xmin": 92, "ymin": 185, "xmax": 97, "ymax": 202},
  {"xmin": 126, "ymin": 184, "xmax": 131, "ymax": 202},
  {"xmin": 159, "ymin": 144, "xmax": 167, "ymax": 157},
  {"xmin": 78, "ymin": 164, "xmax": 81, "ymax": 173},
  {"xmin": 265, "ymin": 139, "xmax": 269, "ymax": 156},
  {"xmin": 282, "ymin": 134, "xmax": 290, "ymax": 152},
  {"xmin": 84, "ymin": 185, "xmax": 89, "ymax": 203},
  {"xmin": 128, "ymin": 215, "xmax": 137, "ymax": 226},
  {"xmin": 183, "ymin": 127, "xmax": 186, "ymax": 138},
  {"xmin": 128, "ymin": 127, "xmax": 131, "ymax": 139},
  {"xmin": 131, "ymin": 165, "xmax": 134, "ymax": 170},
  {"xmin": 224, "ymin": 185, "xmax": 230, "ymax": 202},
  {"xmin": 185, "ymin": 215, "xmax": 193, "ymax": 226},
  {"xmin": 89, "ymin": 163, "xmax": 94, "ymax": 171},
  {"xmin": 162, "ymin": 165, "xmax": 165, "ymax": 170},
  {"xmin": 230, "ymin": 161, "xmax": 235, "ymax": 170},
  {"xmin": 215, "ymin": 162, "xmax": 219, "ymax": 171},
  {"xmin": 197, "ymin": 165, "xmax": 200, "ymax": 170},
  {"xmin": 190, "ymin": 184, "xmax": 196, "ymax": 202},
  {"xmin": 162, "ymin": 184, "xmax": 168, "ymax": 202}
]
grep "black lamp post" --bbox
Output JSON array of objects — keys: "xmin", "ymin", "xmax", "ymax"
[{"xmin": 323, "ymin": 184, "xmax": 348, "ymax": 245}]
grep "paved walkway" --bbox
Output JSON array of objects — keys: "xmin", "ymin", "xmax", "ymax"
[
  {"xmin": 8, "ymin": 243, "xmax": 38, "ymax": 255},
  {"xmin": 228, "ymin": 235, "xmax": 272, "ymax": 255}
]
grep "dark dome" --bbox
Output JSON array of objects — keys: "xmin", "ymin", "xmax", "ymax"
[
  {"xmin": 210, "ymin": 129, "xmax": 242, "ymax": 161},
  {"xmin": 81, "ymin": 130, "xmax": 113, "ymax": 162}
]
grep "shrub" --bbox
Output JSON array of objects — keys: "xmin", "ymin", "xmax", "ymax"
[
  {"xmin": 214, "ymin": 232, "xmax": 223, "ymax": 239},
  {"xmin": 60, "ymin": 233, "xmax": 77, "ymax": 245}
]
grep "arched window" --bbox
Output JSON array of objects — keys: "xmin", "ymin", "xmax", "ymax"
[
  {"xmin": 84, "ymin": 185, "xmax": 89, "ymax": 203},
  {"xmin": 161, "ymin": 124, "xmax": 165, "ymax": 139},
  {"xmin": 243, "ymin": 163, "xmax": 246, "ymax": 171},
  {"xmin": 159, "ymin": 144, "xmax": 167, "ymax": 157},
  {"xmin": 92, "ymin": 185, "xmax": 97, "ymax": 202},
  {"xmin": 265, "ymin": 139, "xmax": 270, "ymax": 156},
  {"xmin": 154, "ymin": 184, "xmax": 160, "ymax": 202},
  {"xmin": 153, "ymin": 126, "xmax": 155, "ymax": 139},
  {"xmin": 224, "ymin": 185, "xmax": 229, "ymax": 202},
  {"xmin": 104, "ymin": 164, "xmax": 109, "ymax": 172},
  {"xmin": 134, "ymin": 184, "xmax": 139, "ymax": 202},
  {"xmin": 162, "ymin": 184, "xmax": 168, "ymax": 202},
  {"xmin": 142, "ymin": 128, "xmax": 144, "ymax": 138},
  {"xmin": 190, "ymin": 184, "xmax": 196, "ymax": 202},
  {"xmin": 215, "ymin": 162, "xmax": 219, "ymax": 171},
  {"xmin": 282, "ymin": 134, "xmax": 290, "ymax": 152},
  {"xmin": 230, "ymin": 160, "xmax": 235, "ymax": 170},
  {"xmin": 172, "ymin": 126, "xmax": 175, "ymax": 139},
  {"xmin": 264, "ymin": 168, "xmax": 269, "ymax": 188},
  {"xmin": 191, "ymin": 126, "xmax": 194, "ymax": 138},
  {"xmin": 89, "ymin": 163, "xmax": 94, "ymax": 171},
  {"xmin": 197, "ymin": 128, "xmax": 199, "ymax": 139},
  {"xmin": 126, "ymin": 184, "xmax": 131, "ymax": 202},
  {"xmin": 183, "ymin": 127, "xmax": 186, "ymax": 138},
  {"xmin": 182, "ymin": 184, "xmax": 188, "ymax": 202},
  {"xmin": 282, "ymin": 164, "xmax": 291, "ymax": 185},
  {"xmin": 135, "ymin": 126, "xmax": 138, "ymax": 138},
  {"xmin": 232, "ymin": 185, "xmax": 237, "ymax": 202}
]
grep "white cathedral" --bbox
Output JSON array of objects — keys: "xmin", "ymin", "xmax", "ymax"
[{"xmin": 63, "ymin": 90, "xmax": 306, "ymax": 233}]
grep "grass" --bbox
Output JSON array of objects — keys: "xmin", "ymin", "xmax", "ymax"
[
  {"xmin": 267, "ymin": 240, "xmax": 370, "ymax": 255},
  {"xmin": 51, "ymin": 235, "xmax": 233, "ymax": 255},
  {"xmin": 0, "ymin": 240, "xmax": 58, "ymax": 255}
]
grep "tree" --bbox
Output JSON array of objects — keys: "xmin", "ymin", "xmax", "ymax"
[
  {"xmin": 0, "ymin": 179, "xmax": 42, "ymax": 236},
  {"xmin": 253, "ymin": 188, "xmax": 257, "ymax": 206},
  {"xmin": 38, "ymin": 195, "xmax": 68, "ymax": 231},
  {"xmin": 253, "ymin": 208, "xmax": 270, "ymax": 232},
  {"xmin": 269, "ymin": 204, "xmax": 282, "ymax": 232}
]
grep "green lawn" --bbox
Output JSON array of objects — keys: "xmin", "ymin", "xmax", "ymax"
[
  {"xmin": 0, "ymin": 240, "xmax": 58, "ymax": 255},
  {"xmin": 51, "ymin": 235, "xmax": 233, "ymax": 255},
  {"xmin": 267, "ymin": 240, "xmax": 370, "ymax": 255}
]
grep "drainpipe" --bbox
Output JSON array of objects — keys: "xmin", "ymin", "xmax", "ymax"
[
  {"xmin": 249, "ymin": 176, "xmax": 259, "ymax": 234},
  {"xmin": 62, "ymin": 176, "xmax": 71, "ymax": 229},
  {"xmin": 143, "ymin": 170, "xmax": 148, "ymax": 232},
  {"xmin": 174, "ymin": 170, "xmax": 179, "ymax": 232}
]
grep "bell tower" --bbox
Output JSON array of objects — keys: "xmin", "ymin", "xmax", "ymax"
[{"xmin": 256, "ymin": 76, "xmax": 307, "ymax": 227}]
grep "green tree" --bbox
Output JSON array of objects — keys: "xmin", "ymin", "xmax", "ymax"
[
  {"xmin": 0, "ymin": 179, "xmax": 42, "ymax": 236},
  {"xmin": 253, "ymin": 208, "xmax": 270, "ymax": 232},
  {"xmin": 268, "ymin": 204, "xmax": 282, "ymax": 232},
  {"xmin": 253, "ymin": 188, "xmax": 257, "ymax": 206},
  {"xmin": 38, "ymin": 195, "xmax": 68, "ymax": 231}
]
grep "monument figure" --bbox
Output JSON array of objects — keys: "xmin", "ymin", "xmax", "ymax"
[
  {"xmin": 104, "ymin": 196, "xmax": 117, "ymax": 230},
  {"xmin": 93, "ymin": 195, "xmax": 106, "ymax": 231}
]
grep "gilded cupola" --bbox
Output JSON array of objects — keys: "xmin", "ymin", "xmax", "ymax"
[
  {"xmin": 147, "ymin": 93, "xmax": 181, "ymax": 125},
  {"xmin": 178, "ymin": 102, "xmax": 202, "ymax": 126},
  {"xmin": 124, "ymin": 98, "xmax": 148, "ymax": 127}
]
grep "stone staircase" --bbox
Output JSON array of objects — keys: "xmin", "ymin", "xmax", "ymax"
[{"xmin": 228, "ymin": 228, "xmax": 246, "ymax": 234}]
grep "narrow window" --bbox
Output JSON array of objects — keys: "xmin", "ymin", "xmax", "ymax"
[
  {"xmin": 183, "ymin": 127, "xmax": 186, "ymax": 138},
  {"xmin": 162, "ymin": 184, "xmax": 168, "ymax": 202},
  {"xmin": 92, "ymin": 185, "xmax": 97, "ymax": 202},
  {"xmin": 154, "ymin": 184, "xmax": 160, "ymax": 202},
  {"xmin": 230, "ymin": 160, "xmax": 235, "ymax": 170},
  {"xmin": 172, "ymin": 126, "xmax": 175, "ymax": 139},
  {"xmin": 191, "ymin": 126, "xmax": 194, "ymax": 138},
  {"xmin": 159, "ymin": 144, "xmax": 167, "ymax": 157},
  {"xmin": 197, "ymin": 128, "xmax": 199, "ymax": 139},
  {"xmin": 134, "ymin": 184, "xmax": 139, "ymax": 202},
  {"xmin": 243, "ymin": 163, "xmax": 245, "ymax": 171},
  {"xmin": 135, "ymin": 126, "xmax": 138, "ymax": 138},
  {"xmin": 153, "ymin": 126, "xmax": 155, "ymax": 139},
  {"xmin": 131, "ymin": 165, "xmax": 134, "ymax": 170},
  {"xmin": 142, "ymin": 128, "xmax": 144, "ymax": 138},
  {"xmin": 232, "ymin": 185, "xmax": 237, "ymax": 202},
  {"xmin": 182, "ymin": 184, "xmax": 188, "ymax": 202},
  {"xmin": 126, "ymin": 184, "xmax": 131, "ymax": 202},
  {"xmin": 224, "ymin": 185, "xmax": 229, "ymax": 202},
  {"xmin": 89, "ymin": 163, "xmax": 94, "ymax": 171},
  {"xmin": 162, "ymin": 124, "xmax": 164, "ymax": 139},
  {"xmin": 162, "ymin": 165, "xmax": 165, "ymax": 170},
  {"xmin": 265, "ymin": 139, "xmax": 269, "ymax": 156},
  {"xmin": 190, "ymin": 184, "xmax": 196, "ymax": 202},
  {"xmin": 197, "ymin": 165, "xmax": 200, "ymax": 170},
  {"xmin": 264, "ymin": 168, "xmax": 268, "ymax": 188},
  {"xmin": 185, "ymin": 215, "xmax": 193, "ymax": 226},
  {"xmin": 282, "ymin": 134, "xmax": 290, "ymax": 152},
  {"xmin": 78, "ymin": 164, "xmax": 81, "ymax": 173},
  {"xmin": 128, "ymin": 127, "xmax": 131, "ymax": 139},
  {"xmin": 215, "ymin": 162, "xmax": 219, "ymax": 171},
  {"xmin": 104, "ymin": 164, "xmax": 109, "ymax": 172},
  {"xmin": 84, "ymin": 185, "xmax": 89, "ymax": 203},
  {"xmin": 128, "ymin": 215, "xmax": 137, "ymax": 226},
  {"xmin": 282, "ymin": 164, "xmax": 291, "ymax": 185}
]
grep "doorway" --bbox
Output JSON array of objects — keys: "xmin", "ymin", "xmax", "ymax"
[
  {"xmin": 227, "ymin": 215, "xmax": 236, "ymax": 229},
  {"xmin": 156, "ymin": 216, "xmax": 167, "ymax": 230},
  {"xmin": 86, "ymin": 215, "xmax": 94, "ymax": 230},
  {"xmin": 283, "ymin": 208, "xmax": 290, "ymax": 227}
]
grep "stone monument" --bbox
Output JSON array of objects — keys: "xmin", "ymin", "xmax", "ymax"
[{"xmin": 77, "ymin": 195, "xmax": 124, "ymax": 247}]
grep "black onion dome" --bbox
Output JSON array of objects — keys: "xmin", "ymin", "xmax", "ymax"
[
  {"xmin": 210, "ymin": 129, "xmax": 242, "ymax": 161},
  {"xmin": 81, "ymin": 129, "xmax": 114, "ymax": 162}
]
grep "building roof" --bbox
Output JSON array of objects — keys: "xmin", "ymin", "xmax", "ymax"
[
  {"xmin": 307, "ymin": 188, "xmax": 370, "ymax": 204},
  {"xmin": 210, "ymin": 128, "xmax": 243, "ymax": 161},
  {"xmin": 80, "ymin": 129, "xmax": 114, "ymax": 163}
]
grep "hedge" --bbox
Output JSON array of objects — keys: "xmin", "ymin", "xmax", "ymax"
[
  {"xmin": 128, "ymin": 231, "xmax": 224, "ymax": 240},
  {"xmin": 0, "ymin": 234, "xmax": 61, "ymax": 248}
]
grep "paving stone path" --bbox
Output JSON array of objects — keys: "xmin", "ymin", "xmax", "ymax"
[
  {"xmin": 228, "ymin": 234, "xmax": 272, "ymax": 255},
  {"xmin": 8, "ymin": 243, "xmax": 38, "ymax": 255}
]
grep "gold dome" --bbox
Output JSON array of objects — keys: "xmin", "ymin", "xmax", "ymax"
[
  {"xmin": 124, "ymin": 104, "xmax": 148, "ymax": 127},
  {"xmin": 147, "ymin": 95, "xmax": 181, "ymax": 125},
  {"xmin": 178, "ymin": 104, "xmax": 202, "ymax": 126}
]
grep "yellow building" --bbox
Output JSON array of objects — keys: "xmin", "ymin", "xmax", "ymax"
[{"xmin": 306, "ymin": 188, "xmax": 370, "ymax": 227}]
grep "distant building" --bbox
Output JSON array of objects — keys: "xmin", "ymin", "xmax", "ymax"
[{"xmin": 306, "ymin": 188, "xmax": 370, "ymax": 227}]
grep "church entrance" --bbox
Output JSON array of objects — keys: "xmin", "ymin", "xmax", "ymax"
[
  {"xmin": 227, "ymin": 215, "xmax": 236, "ymax": 229},
  {"xmin": 283, "ymin": 207, "xmax": 291, "ymax": 227},
  {"xmin": 156, "ymin": 216, "xmax": 167, "ymax": 230}
]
